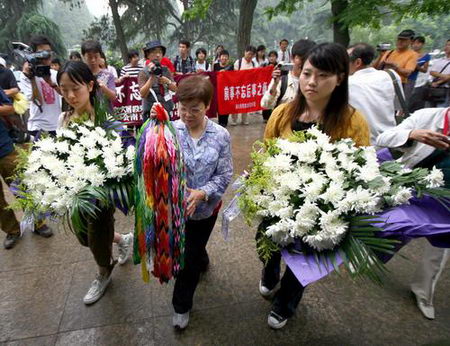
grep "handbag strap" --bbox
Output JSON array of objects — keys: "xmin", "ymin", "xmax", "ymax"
[
  {"xmin": 437, "ymin": 61, "xmax": 450, "ymax": 74},
  {"xmin": 432, "ymin": 61, "xmax": 450, "ymax": 84},
  {"xmin": 386, "ymin": 69, "xmax": 409, "ymax": 118}
]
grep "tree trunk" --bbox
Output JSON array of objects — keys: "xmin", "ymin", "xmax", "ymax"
[
  {"xmin": 331, "ymin": 0, "xmax": 350, "ymax": 47},
  {"xmin": 237, "ymin": 0, "xmax": 258, "ymax": 57},
  {"xmin": 181, "ymin": 0, "xmax": 193, "ymax": 42},
  {"xmin": 108, "ymin": 0, "xmax": 128, "ymax": 63}
]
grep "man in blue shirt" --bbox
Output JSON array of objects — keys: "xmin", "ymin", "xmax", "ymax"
[{"xmin": 0, "ymin": 88, "xmax": 53, "ymax": 249}]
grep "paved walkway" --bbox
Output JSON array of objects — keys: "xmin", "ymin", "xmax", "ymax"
[{"xmin": 1, "ymin": 116, "xmax": 449, "ymax": 345}]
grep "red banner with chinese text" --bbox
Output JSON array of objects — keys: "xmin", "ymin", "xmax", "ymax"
[
  {"xmin": 113, "ymin": 77, "xmax": 143, "ymax": 125},
  {"xmin": 216, "ymin": 66, "xmax": 273, "ymax": 114}
]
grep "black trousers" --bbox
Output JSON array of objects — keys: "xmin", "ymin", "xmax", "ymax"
[
  {"xmin": 172, "ymin": 212, "xmax": 218, "ymax": 313},
  {"xmin": 257, "ymin": 232, "xmax": 305, "ymax": 319},
  {"xmin": 218, "ymin": 114, "xmax": 229, "ymax": 127},
  {"xmin": 262, "ymin": 109, "xmax": 272, "ymax": 121}
]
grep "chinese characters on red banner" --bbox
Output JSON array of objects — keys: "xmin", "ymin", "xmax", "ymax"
[
  {"xmin": 216, "ymin": 66, "xmax": 273, "ymax": 114},
  {"xmin": 113, "ymin": 77, "xmax": 143, "ymax": 125}
]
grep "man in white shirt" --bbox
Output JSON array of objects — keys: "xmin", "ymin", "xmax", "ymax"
[
  {"xmin": 277, "ymin": 39, "xmax": 291, "ymax": 63},
  {"xmin": 376, "ymin": 107, "xmax": 450, "ymax": 320},
  {"xmin": 427, "ymin": 39, "xmax": 450, "ymax": 107},
  {"xmin": 19, "ymin": 35, "xmax": 61, "ymax": 137},
  {"xmin": 348, "ymin": 43, "xmax": 404, "ymax": 145},
  {"xmin": 261, "ymin": 39, "xmax": 316, "ymax": 112}
]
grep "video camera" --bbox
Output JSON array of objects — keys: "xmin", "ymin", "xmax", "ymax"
[
  {"xmin": 277, "ymin": 63, "xmax": 294, "ymax": 76},
  {"xmin": 11, "ymin": 42, "xmax": 51, "ymax": 78}
]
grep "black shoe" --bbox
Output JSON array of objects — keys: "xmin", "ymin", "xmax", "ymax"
[
  {"xmin": 4, "ymin": 232, "xmax": 21, "ymax": 249},
  {"xmin": 34, "ymin": 224, "xmax": 53, "ymax": 238},
  {"xmin": 268, "ymin": 311, "xmax": 288, "ymax": 329}
]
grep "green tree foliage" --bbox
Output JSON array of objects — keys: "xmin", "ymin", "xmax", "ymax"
[
  {"xmin": 41, "ymin": 0, "xmax": 93, "ymax": 51},
  {"xmin": 0, "ymin": 0, "xmax": 67, "ymax": 58},
  {"xmin": 251, "ymin": 0, "xmax": 331, "ymax": 49},
  {"xmin": 16, "ymin": 12, "xmax": 67, "ymax": 57},
  {"xmin": 0, "ymin": 0, "xmax": 42, "ymax": 53},
  {"xmin": 265, "ymin": 0, "xmax": 450, "ymax": 46},
  {"xmin": 82, "ymin": 16, "xmax": 117, "ymax": 50}
]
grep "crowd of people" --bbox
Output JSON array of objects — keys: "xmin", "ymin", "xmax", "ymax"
[{"xmin": 0, "ymin": 28, "xmax": 449, "ymax": 332}]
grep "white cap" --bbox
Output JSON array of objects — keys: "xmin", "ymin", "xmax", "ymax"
[{"xmin": 0, "ymin": 57, "xmax": 6, "ymax": 67}]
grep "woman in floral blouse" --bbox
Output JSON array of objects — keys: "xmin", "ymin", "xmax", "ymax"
[{"xmin": 151, "ymin": 75, "xmax": 233, "ymax": 330}]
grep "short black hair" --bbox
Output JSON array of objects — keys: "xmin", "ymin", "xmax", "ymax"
[
  {"xmin": 257, "ymin": 45, "xmax": 266, "ymax": 52},
  {"xmin": 30, "ymin": 35, "xmax": 52, "ymax": 52},
  {"xmin": 245, "ymin": 45, "xmax": 257, "ymax": 54},
  {"xmin": 348, "ymin": 42, "xmax": 376, "ymax": 65},
  {"xmin": 195, "ymin": 47, "xmax": 207, "ymax": 57},
  {"xmin": 280, "ymin": 39, "xmax": 289, "ymax": 45},
  {"xmin": 69, "ymin": 51, "xmax": 82, "ymax": 60},
  {"xmin": 291, "ymin": 39, "xmax": 316, "ymax": 60},
  {"xmin": 51, "ymin": 58, "xmax": 61, "ymax": 65},
  {"xmin": 81, "ymin": 40, "xmax": 103, "ymax": 56},
  {"xmin": 268, "ymin": 50, "xmax": 278, "ymax": 58},
  {"xmin": 414, "ymin": 36, "xmax": 426, "ymax": 44},
  {"xmin": 219, "ymin": 50, "xmax": 230, "ymax": 57},
  {"xmin": 179, "ymin": 40, "xmax": 191, "ymax": 48},
  {"xmin": 127, "ymin": 49, "xmax": 139, "ymax": 62}
]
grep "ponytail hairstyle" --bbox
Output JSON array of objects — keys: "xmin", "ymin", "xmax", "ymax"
[
  {"xmin": 285, "ymin": 42, "xmax": 353, "ymax": 141},
  {"xmin": 57, "ymin": 61, "xmax": 99, "ymax": 117}
]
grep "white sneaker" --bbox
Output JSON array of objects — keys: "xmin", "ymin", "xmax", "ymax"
[
  {"xmin": 259, "ymin": 280, "xmax": 278, "ymax": 298},
  {"xmin": 117, "ymin": 233, "xmax": 133, "ymax": 265},
  {"xmin": 268, "ymin": 311, "xmax": 287, "ymax": 329},
  {"xmin": 229, "ymin": 119, "xmax": 237, "ymax": 126},
  {"xmin": 412, "ymin": 291, "xmax": 435, "ymax": 319},
  {"xmin": 83, "ymin": 273, "xmax": 112, "ymax": 305},
  {"xmin": 172, "ymin": 311, "xmax": 190, "ymax": 330}
]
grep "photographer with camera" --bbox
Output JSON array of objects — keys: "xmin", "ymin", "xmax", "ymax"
[
  {"xmin": 19, "ymin": 35, "xmax": 62, "ymax": 137},
  {"xmin": 374, "ymin": 30, "xmax": 419, "ymax": 89},
  {"xmin": 261, "ymin": 39, "xmax": 316, "ymax": 120},
  {"xmin": 138, "ymin": 40, "xmax": 176, "ymax": 121}
]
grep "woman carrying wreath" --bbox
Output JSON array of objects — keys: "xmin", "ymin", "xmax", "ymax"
[
  {"xmin": 147, "ymin": 75, "xmax": 233, "ymax": 330},
  {"xmin": 260, "ymin": 43, "xmax": 370, "ymax": 329},
  {"xmin": 57, "ymin": 61, "xmax": 134, "ymax": 305}
]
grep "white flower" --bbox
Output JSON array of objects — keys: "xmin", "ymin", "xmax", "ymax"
[
  {"xmin": 34, "ymin": 137, "xmax": 56, "ymax": 152},
  {"xmin": 303, "ymin": 211, "xmax": 348, "ymax": 251},
  {"xmin": 275, "ymin": 171, "xmax": 303, "ymax": 192},
  {"xmin": 320, "ymin": 181, "xmax": 346, "ymax": 205},
  {"xmin": 292, "ymin": 201, "xmax": 319, "ymax": 237},
  {"xmin": 301, "ymin": 174, "xmax": 328, "ymax": 200},
  {"xmin": 86, "ymin": 148, "xmax": 103, "ymax": 160},
  {"xmin": 126, "ymin": 145, "xmax": 136, "ymax": 162},
  {"xmin": 264, "ymin": 154, "xmax": 292, "ymax": 172},
  {"xmin": 422, "ymin": 167, "xmax": 445, "ymax": 188},
  {"xmin": 391, "ymin": 187, "xmax": 413, "ymax": 206},
  {"xmin": 296, "ymin": 140, "xmax": 319, "ymax": 164},
  {"xmin": 57, "ymin": 128, "xmax": 77, "ymax": 140},
  {"xmin": 265, "ymin": 218, "xmax": 296, "ymax": 246},
  {"xmin": 356, "ymin": 164, "xmax": 381, "ymax": 183},
  {"xmin": 338, "ymin": 186, "xmax": 381, "ymax": 214}
]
